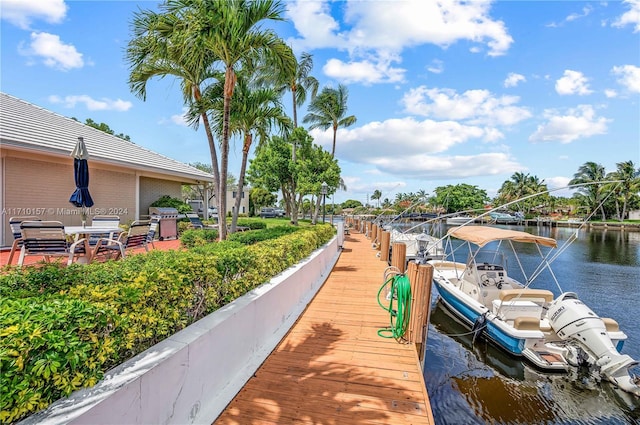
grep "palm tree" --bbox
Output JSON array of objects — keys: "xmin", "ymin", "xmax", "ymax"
[
  {"xmin": 205, "ymin": 74, "xmax": 291, "ymax": 232},
  {"xmin": 371, "ymin": 189, "xmax": 382, "ymax": 208},
  {"xmin": 158, "ymin": 0, "xmax": 294, "ymax": 240},
  {"xmin": 127, "ymin": 6, "xmax": 223, "ymax": 218},
  {"xmin": 606, "ymin": 160, "xmax": 640, "ymax": 221},
  {"xmin": 303, "ymin": 84, "xmax": 357, "ymax": 158},
  {"xmin": 570, "ymin": 161, "xmax": 608, "ymax": 220}
]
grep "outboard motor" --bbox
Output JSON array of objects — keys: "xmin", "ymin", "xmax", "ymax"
[{"xmin": 547, "ymin": 292, "xmax": 640, "ymax": 395}]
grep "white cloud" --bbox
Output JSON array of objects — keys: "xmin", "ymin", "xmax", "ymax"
[
  {"xmin": 401, "ymin": 86, "xmax": 532, "ymax": 127},
  {"xmin": 566, "ymin": 5, "xmax": 593, "ymax": 22},
  {"xmin": 371, "ymin": 152, "xmax": 522, "ymax": 179},
  {"xmin": 22, "ymin": 32, "xmax": 83, "ymax": 71},
  {"xmin": 504, "ymin": 73, "xmax": 526, "ymax": 88},
  {"xmin": 612, "ymin": 0, "xmax": 640, "ymax": 32},
  {"xmin": 287, "ymin": 0, "xmax": 513, "ymax": 84},
  {"xmin": 612, "ymin": 64, "xmax": 640, "ymax": 93},
  {"xmin": 427, "ymin": 59, "xmax": 444, "ymax": 74},
  {"xmin": 604, "ymin": 89, "xmax": 618, "ymax": 98},
  {"xmin": 555, "ymin": 70, "xmax": 593, "ymax": 95},
  {"xmin": 48, "ymin": 95, "xmax": 132, "ymax": 111},
  {"xmin": 0, "ymin": 0, "xmax": 67, "ymax": 29},
  {"xmin": 529, "ymin": 105, "xmax": 610, "ymax": 144},
  {"xmin": 323, "ymin": 57, "xmax": 405, "ymax": 85}
]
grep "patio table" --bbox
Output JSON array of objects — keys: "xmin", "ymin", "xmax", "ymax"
[{"xmin": 64, "ymin": 225, "xmax": 123, "ymax": 263}]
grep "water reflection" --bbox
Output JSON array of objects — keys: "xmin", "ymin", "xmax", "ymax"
[{"xmin": 424, "ymin": 226, "xmax": 640, "ymax": 425}]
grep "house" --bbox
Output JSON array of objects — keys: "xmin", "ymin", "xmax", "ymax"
[{"xmin": 0, "ymin": 92, "xmax": 214, "ymax": 247}]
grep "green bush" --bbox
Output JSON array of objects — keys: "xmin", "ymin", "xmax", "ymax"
[
  {"xmin": 0, "ymin": 225, "xmax": 334, "ymax": 423},
  {"xmin": 180, "ymin": 228, "xmax": 219, "ymax": 248}
]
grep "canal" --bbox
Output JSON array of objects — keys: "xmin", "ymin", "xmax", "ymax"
[{"xmin": 423, "ymin": 225, "xmax": 640, "ymax": 424}]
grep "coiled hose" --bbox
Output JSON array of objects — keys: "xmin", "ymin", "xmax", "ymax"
[{"xmin": 377, "ymin": 271, "xmax": 412, "ymax": 341}]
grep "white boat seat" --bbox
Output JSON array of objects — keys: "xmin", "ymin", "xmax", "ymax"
[{"xmin": 499, "ymin": 289, "xmax": 554, "ymax": 303}]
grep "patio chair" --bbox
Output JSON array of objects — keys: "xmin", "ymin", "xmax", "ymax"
[
  {"xmin": 88, "ymin": 215, "xmax": 121, "ymax": 245},
  {"xmin": 17, "ymin": 220, "xmax": 87, "ymax": 267},
  {"xmin": 92, "ymin": 220, "xmax": 150, "ymax": 261},
  {"xmin": 7, "ymin": 215, "xmax": 41, "ymax": 265},
  {"xmin": 186, "ymin": 212, "xmax": 219, "ymax": 230},
  {"xmin": 147, "ymin": 216, "xmax": 159, "ymax": 249}
]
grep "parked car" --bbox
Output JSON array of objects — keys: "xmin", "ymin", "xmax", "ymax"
[
  {"xmin": 274, "ymin": 208, "xmax": 285, "ymax": 217},
  {"xmin": 260, "ymin": 207, "xmax": 278, "ymax": 218}
]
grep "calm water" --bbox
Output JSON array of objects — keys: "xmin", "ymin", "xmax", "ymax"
[{"xmin": 423, "ymin": 225, "xmax": 640, "ymax": 425}]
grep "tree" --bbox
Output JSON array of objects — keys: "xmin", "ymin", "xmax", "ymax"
[
  {"xmin": 127, "ymin": 2, "xmax": 223, "ymax": 232},
  {"xmin": 433, "ymin": 184, "xmax": 489, "ymax": 214},
  {"xmin": 250, "ymin": 187, "xmax": 277, "ymax": 214},
  {"xmin": 495, "ymin": 172, "xmax": 548, "ymax": 214},
  {"xmin": 72, "ymin": 117, "xmax": 131, "ymax": 141},
  {"xmin": 570, "ymin": 162, "xmax": 608, "ymax": 220},
  {"xmin": 605, "ymin": 160, "xmax": 640, "ymax": 221},
  {"xmin": 202, "ymin": 72, "xmax": 291, "ymax": 231},
  {"xmin": 303, "ymin": 84, "xmax": 356, "ymax": 158},
  {"xmin": 371, "ymin": 189, "xmax": 382, "ymax": 208}
]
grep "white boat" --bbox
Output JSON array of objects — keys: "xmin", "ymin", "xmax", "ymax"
[
  {"xmin": 445, "ymin": 215, "xmax": 475, "ymax": 225},
  {"xmin": 488, "ymin": 211, "xmax": 523, "ymax": 224},
  {"xmin": 385, "ymin": 226, "xmax": 445, "ymax": 267},
  {"xmin": 428, "ymin": 225, "xmax": 640, "ymax": 396}
]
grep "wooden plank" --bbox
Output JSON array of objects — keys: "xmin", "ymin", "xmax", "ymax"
[{"xmin": 214, "ymin": 232, "xmax": 433, "ymax": 425}]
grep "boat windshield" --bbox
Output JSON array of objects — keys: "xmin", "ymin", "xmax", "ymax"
[{"xmin": 467, "ymin": 250, "xmax": 507, "ymax": 271}]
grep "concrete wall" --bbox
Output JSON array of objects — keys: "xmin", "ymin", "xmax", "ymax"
[
  {"xmin": 21, "ymin": 236, "xmax": 341, "ymax": 425},
  {"xmin": 139, "ymin": 177, "xmax": 182, "ymax": 218}
]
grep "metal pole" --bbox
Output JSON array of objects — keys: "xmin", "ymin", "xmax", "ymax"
[{"xmin": 323, "ymin": 193, "xmax": 326, "ymax": 223}]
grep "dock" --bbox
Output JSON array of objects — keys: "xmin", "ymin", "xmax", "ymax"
[{"xmin": 214, "ymin": 230, "xmax": 435, "ymax": 424}]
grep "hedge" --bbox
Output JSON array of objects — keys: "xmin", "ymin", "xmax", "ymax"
[{"xmin": 0, "ymin": 224, "xmax": 334, "ymax": 423}]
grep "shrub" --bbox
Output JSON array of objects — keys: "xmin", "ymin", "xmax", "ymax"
[{"xmin": 0, "ymin": 224, "xmax": 335, "ymax": 423}]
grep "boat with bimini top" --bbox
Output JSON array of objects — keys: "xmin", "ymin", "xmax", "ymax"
[{"xmin": 428, "ymin": 225, "xmax": 640, "ymax": 396}]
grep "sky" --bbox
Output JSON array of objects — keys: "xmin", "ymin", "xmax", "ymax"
[{"xmin": 1, "ymin": 0, "xmax": 639, "ymax": 205}]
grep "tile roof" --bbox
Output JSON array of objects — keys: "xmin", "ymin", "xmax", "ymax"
[{"xmin": 0, "ymin": 92, "xmax": 214, "ymax": 183}]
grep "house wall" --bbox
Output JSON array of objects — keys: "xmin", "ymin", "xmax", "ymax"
[
  {"xmin": 0, "ymin": 150, "xmax": 188, "ymax": 247},
  {"xmin": 139, "ymin": 177, "xmax": 182, "ymax": 217}
]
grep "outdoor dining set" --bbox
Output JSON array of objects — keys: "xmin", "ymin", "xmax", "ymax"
[{"xmin": 6, "ymin": 215, "xmax": 158, "ymax": 267}]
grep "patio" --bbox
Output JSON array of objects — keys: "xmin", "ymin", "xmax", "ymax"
[{"xmin": 1, "ymin": 238, "xmax": 183, "ymax": 267}]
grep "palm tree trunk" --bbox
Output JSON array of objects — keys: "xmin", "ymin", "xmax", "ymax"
[
  {"xmin": 219, "ymin": 67, "xmax": 237, "ymax": 240},
  {"xmin": 232, "ymin": 135, "xmax": 251, "ymax": 233}
]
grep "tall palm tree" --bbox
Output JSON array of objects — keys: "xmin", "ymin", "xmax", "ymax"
[
  {"xmin": 303, "ymin": 84, "xmax": 357, "ymax": 158},
  {"xmin": 207, "ymin": 75, "xmax": 291, "ymax": 232},
  {"xmin": 570, "ymin": 161, "xmax": 608, "ymax": 220},
  {"xmin": 126, "ymin": 6, "xmax": 222, "ymax": 215},
  {"xmin": 606, "ymin": 160, "xmax": 640, "ymax": 221},
  {"xmin": 160, "ymin": 0, "xmax": 295, "ymax": 240},
  {"xmin": 371, "ymin": 189, "xmax": 382, "ymax": 208}
]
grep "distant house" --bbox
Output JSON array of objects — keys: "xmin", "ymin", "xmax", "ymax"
[{"xmin": 0, "ymin": 92, "xmax": 214, "ymax": 247}]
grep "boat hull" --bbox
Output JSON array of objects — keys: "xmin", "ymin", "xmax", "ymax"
[{"xmin": 434, "ymin": 278, "xmax": 526, "ymax": 356}]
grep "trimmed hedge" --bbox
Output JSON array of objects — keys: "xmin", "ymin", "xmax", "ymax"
[{"xmin": 0, "ymin": 224, "xmax": 334, "ymax": 423}]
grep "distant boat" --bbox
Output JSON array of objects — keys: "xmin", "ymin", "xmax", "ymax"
[
  {"xmin": 446, "ymin": 215, "xmax": 475, "ymax": 225},
  {"xmin": 489, "ymin": 211, "xmax": 523, "ymax": 224}
]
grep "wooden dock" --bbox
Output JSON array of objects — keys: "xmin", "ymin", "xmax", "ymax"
[{"xmin": 214, "ymin": 231, "xmax": 434, "ymax": 424}]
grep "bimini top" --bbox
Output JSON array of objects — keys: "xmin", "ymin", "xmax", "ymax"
[{"xmin": 447, "ymin": 225, "xmax": 558, "ymax": 248}]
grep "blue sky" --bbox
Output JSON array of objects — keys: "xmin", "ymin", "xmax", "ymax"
[{"xmin": 1, "ymin": 0, "xmax": 639, "ymax": 205}]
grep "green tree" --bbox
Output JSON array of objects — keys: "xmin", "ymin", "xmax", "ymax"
[
  {"xmin": 126, "ymin": 2, "xmax": 223, "ymax": 231},
  {"xmin": 433, "ymin": 184, "xmax": 489, "ymax": 214},
  {"xmin": 303, "ymin": 84, "xmax": 357, "ymax": 158},
  {"xmin": 370, "ymin": 189, "xmax": 382, "ymax": 208},
  {"xmin": 605, "ymin": 160, "xmax": 640, "ymax": 221},
  {"xmin": 250, "ymin": 187, "xmax": 277, "ymax": 214},
  {"xmin": 570, "ymin": 161, "xmax": 608, "ymax": 220},
  {"xmin": 202, "ymin": 73, "xmax": 291, "ymax": 231},
  {"xmin": 495, "ymin": 172, "xmax": 548, "ymax": 214},
  {"xmin": 342, "ymin": 199, "xmax": 363, "ymax": 209}
]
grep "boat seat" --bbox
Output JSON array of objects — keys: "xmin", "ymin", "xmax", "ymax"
[
  {"xmin": 513, "ymin": 317, "xmax": 541, "ymax": 331},
  {"xmin": 602, "ymin": 317, "xmax": 620, "ymax": 332},
  {"xmin": 499, "ymin": 289, "xmax": 554, "ymax": 303}
]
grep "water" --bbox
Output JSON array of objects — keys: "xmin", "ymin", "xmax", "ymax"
[{"xmin": 423, "ymin": 225, "xmax": 640, "ymax": 425}]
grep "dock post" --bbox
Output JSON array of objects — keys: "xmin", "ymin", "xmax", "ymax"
[
  {"xmin": 371, "ymin": 224, "xmax": 378, "ymax": 247},
  {"xmin": 390, "ymin": 242, "xmax": 406, "ymax": 274},
  {"xmin": 380, "ymin": 231, "xmax": 390, "ymax": 262},
  {"xmin": 415, "ymin": 263, "xmax": 433, "ymax": 361}
]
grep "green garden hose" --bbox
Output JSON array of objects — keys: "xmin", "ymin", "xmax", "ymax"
[{"xmin": 377, "ymin": 273, "xmax": 412, "ymax": 341}]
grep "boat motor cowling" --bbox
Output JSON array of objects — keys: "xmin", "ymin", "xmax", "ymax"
[{"xmin": 548, "ymin": 292, "xmax": 640, "ymax": 395}]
